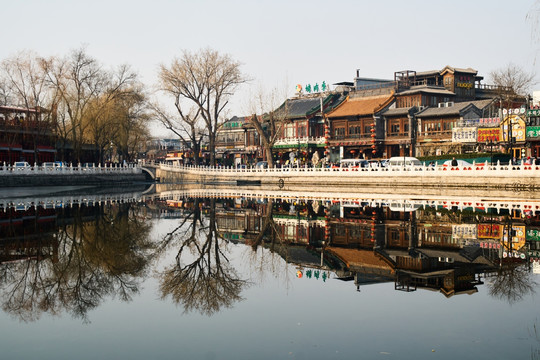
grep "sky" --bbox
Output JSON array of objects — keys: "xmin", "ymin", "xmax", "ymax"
[{"xmin": 2, "ymin": 0, "xmax": 540, "ymax": 137}]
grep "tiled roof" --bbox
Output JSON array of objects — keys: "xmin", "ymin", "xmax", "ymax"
[
  {"xmin": 327, "ymin": 94, "xmax": 394, "ymax": 118},
  {"xmin": 274, "ymin": 93, "xmax": 344, "ymax": 119},
  {"xmin": 417, "ymin": 99, "xmax": 494, "ymax": 117},
  {"xmin": 440, "ymin": 65, "xmax": 478, "ymax": 74},
  {"xmin": 397, "ymin": 86, "xmax": 455, "ymax": 96},
  {"xmin": 382, "ymin": 106, "xmax": 415, "ymax": 116},
  {"xmin": 326, "ymin": 247, "xmax": 395, "ymax": 272}
]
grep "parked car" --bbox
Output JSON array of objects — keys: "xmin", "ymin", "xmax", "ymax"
[
  {"xmin": 442, "ymin": 159, "xmax": 472, "ymax": 167},
  {"xmin": 81, "ymin": 163, "xmax": 95, "ymax": 170},
  {"xmin": 13, "ymin": 161, "xmax": 31, "ymax": 170},
  {"xmin": 339, "ymin": 159, "xmax": 369, "ymax": 168},
  {"xmin": 367, "ymin": 160, "xmax": 383, "ymax": 168},
  {"xmin": 387, "ymin": 157, "xmax": 422, "ymax": 168},
  {"xmin": 41, "ymin": 162, "xmax": 56, "ymax": 170},
  {"xmin": 255, "ymin": 161, "xmax": 268, "ymax": 169}
]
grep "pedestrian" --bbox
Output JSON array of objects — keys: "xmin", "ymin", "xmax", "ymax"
[{"xmin": 451, "ymin": 157, "xmax": 458, "ymax": 167}]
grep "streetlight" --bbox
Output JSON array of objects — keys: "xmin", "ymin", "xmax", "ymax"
[{"xmin": 485, "ymin": 138, "xmax": 495, "ymax": 166}]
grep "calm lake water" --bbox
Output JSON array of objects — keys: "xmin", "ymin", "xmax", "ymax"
[{"xmin": 1, "ymin": 185, "xmax": 540, "ymax": 359}]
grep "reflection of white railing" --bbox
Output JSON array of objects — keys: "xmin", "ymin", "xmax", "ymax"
[
  {"xmin": 0, "ymin": 163, "xmax": 142, "ymax": 176},
  {"xmin": 0, "ymin": 191, "xmax": 143, "ymax": 211},
  {"xmin": 153, "ymin": 188, "xmax": 540, "ymax": 215},
  {"xmin": 274, "ymin": 136, "xmax": 326, "ymax": 146},
  {"xmin": 155, "ymin": 161, "xmax": 540, "ymax": 179}
]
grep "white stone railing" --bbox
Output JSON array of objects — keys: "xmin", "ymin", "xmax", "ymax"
[
  {"xmin": 156, "ymin": 160, "xmax": 540, "ymax": 179},
  {"xmin": 0, "ymin": 163, "xmax": 142, "ymax": 176}
]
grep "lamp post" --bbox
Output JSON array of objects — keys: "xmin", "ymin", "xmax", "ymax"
[{"xmin": 485, "ymin": 138, "xmax": 494, "ymax": 166}]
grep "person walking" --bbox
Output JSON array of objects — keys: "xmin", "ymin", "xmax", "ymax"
[{"xmin": 451, "ymin": 157, "xmax": 458, "ymax": 166}]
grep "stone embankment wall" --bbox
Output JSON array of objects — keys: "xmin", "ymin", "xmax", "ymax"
[
  {"xmin": 156, "ymin": 166, "xmax": 540, "ymax": 190},
  {"xmin": 0, "ymin": 173, "xmax": 146, "ymax": 187}
]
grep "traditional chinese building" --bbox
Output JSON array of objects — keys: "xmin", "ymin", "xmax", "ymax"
[
  {"xmin": 0, "ymin": 105, "xmax": 56, "ymax": 164},
  {"xmin": 325, "ymin": 92, "xmax": 395, "ymax": 160},
  {"xmin": 215, "ymin": 116, "xmax": 261, "ymax": 166},
  {"xmin": 414, "ymin": 99, "xmax": 496, "ymax": 157},
  {"xmin": 272, "ymin": 93, "xmax": 345, "ymax": 166}
]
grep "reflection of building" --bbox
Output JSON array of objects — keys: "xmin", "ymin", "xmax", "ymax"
[{"xmin": 0, "ymin": 206, "xmax": 58, "ymax": 263}]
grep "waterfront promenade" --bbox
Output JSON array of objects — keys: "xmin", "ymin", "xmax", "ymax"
[
  {"xmin": 0, "ymin": 163, "xmax": 145, "ymax": 187},
  {"xmin": 152, "ymin": 161, "xmax": 540, "ymax": 190}
]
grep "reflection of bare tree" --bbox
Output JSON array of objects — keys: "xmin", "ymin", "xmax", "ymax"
[
  {"xmin": 244, "ymin": 200, "xmax": 296, "ymax": 290},
  {"xmin": 158, "ymin": 199, "xmax": 247, "ymax": 316},
  {"xmin": 488, "ymin": 263, "xmax": 537, "ymax": 305},
  {"xmin": 0, "ymin": 203, "xmax": 153, "ymax": 322}
]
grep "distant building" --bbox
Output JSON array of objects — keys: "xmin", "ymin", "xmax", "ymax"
[{"xmin": 0, "ymin": 105, "xmax": 56, "ymax": 165}]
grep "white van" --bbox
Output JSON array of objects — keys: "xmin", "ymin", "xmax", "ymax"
[
  {"xmin": 387, "ymin": 156, "xmax": 422, "ymax": 168},
  {"xmin": 339, "ymin": 159, "xmax": 369, "ymax": 168}
]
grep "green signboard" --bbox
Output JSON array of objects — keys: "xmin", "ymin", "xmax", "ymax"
[
  {"xmin": 527, "ymin": 229, "xmax": 540, "ymax": 241},
  {"xmin": 528, "ymin": 109, "xmax": 540, "ymax": 117},
  {"xmin": 527, "ymin": 126, "xmax": 540, "ymax": 139}
]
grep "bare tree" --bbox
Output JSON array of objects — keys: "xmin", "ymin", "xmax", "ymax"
[
  {"xmin": 247, "ymin": 86, "xmax": 289, "ymax": 167},
  {"xmin": 0, "ymin": 51, "xmax": 57, "ymax": 160},
  {"xmin": 490, "ymin": 63, "xmax": 536, "ymax": 106},
  {"xmin": 41, "ymin": 47, "xmax": 108, "ymax": 162},
  {"xmin": 82, "ymin": 65, "xmax": 145, "ymax": 163},
  {"xmin": 150, "ymin": 101, "xmax": 205, "ymax": 165},
  {"xmin": 0, "ymin": 51, "xmax": 50, "ymax": 109},
  {"xmin": 158, "ymin": 48, "xmax": 248, "ymax": 165}
]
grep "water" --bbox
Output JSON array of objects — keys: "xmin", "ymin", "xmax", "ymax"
[{"xmin": 0, "ymin": 185, "xmax": 539, "ymax": 359}]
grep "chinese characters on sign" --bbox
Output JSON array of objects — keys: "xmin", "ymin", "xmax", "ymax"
[
  {"xmin": 477, "ymin": 117, "xmax": 501, "ymax": 127},
  {"xmin": 478, "ymin": 224, "xmax": 501, "ymax": 238},
  {"xmin": 477, "ymin": 128, "xmax": 500, "ymax": 142},
  {"xmin": 452, "ymin": 127, "xmax": 477, "ymax": 143},
  {"xmin": 452, "ymin": 224, "xmax": 478, "ymax": 240},
  {"xmin": 297, "ymin": 81, "xmax": 328, "ymax": 94},
  {"xmin": 527, "ymin": 126, "xmax": 540, "ymax": 139}
]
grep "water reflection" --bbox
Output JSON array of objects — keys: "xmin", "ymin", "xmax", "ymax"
[
  {"xmin": 0, "ymin": 187, "xmax": 540, "ymax": 322},
  {"xmin": 158, "ymin": 191, "xmax": 540, "ymax": 304},
  {"xmin": 0, "ymin": 201, "xmax": 153, "ymax": 322},
  {"xmin": 156, "ymin": 198, "xmax": 248, "ymax": 315}
]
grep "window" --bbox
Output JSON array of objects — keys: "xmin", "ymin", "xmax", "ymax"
[
  {"xmin": 349, "ymin": 125, "xmax": 361, "ymax": 138},
  {"xmin": 334, "ymin": 127, "xmax": 345, "ymax": 139}
]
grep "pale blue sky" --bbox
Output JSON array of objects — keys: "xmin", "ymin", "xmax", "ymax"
[{"xmin": 2, "ymin": 0, "xmax": 539, "ymax": 135}]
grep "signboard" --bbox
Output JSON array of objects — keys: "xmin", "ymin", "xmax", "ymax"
[
  {"xmin": 477, "ymin": 128, "xmax": 500, "ymax": 142},
  {"xmin": 527, "ymin": 126, "xmax": 540, "ymax": 139},
  {"xmin": 478, "ymin": 224, "xmax": 502, "ymax": 239},
  {"xmin": 527, "ymin": 229, "xmax": 540, "ymax": 242},
  {"xmin": 527, "ymin": 108, "xmax": 540, "ymax": 117},
  {"xmin": 501, "ymin": 115, "xmax": 526, "ymax": 142},
  {"xmin": 502, "ymin": 225, "xmax": 526, "ymax": 251},
  {"xmin": 477, "ymin": 117, "xmax": 501, "ymax": 127},
  {"xmin": 452, "ymin": 224, "xmax": 477, "ymax": 240},
  {"xmin": 297, "ymin": 81, "xmax": 328, "ymax": 94},
  {"xmin": 452, "ymin": 127, "xmax": 477, "ymax": 143}
]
